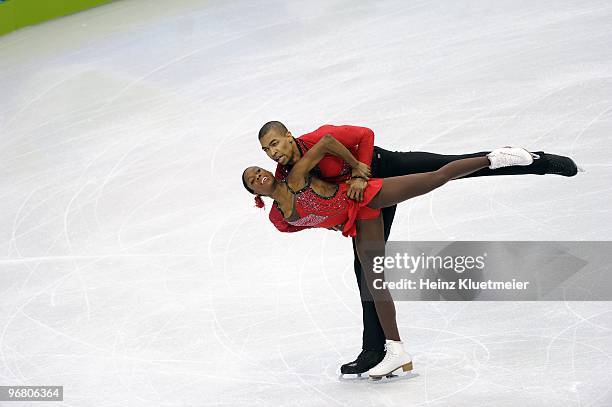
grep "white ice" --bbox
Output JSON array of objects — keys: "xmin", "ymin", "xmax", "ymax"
[{"xmin": 1, "ymin": 0, "xmax": 612, "ymax": 406}]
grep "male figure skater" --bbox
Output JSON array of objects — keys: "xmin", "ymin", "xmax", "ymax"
[{"xmin": 257, "ymin": 121, "xmax": 579, "ymax": 375}]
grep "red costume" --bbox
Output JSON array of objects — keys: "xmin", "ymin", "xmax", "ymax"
[
  {"xmin": 269, "ymin": 124, "xmax": 379, "ymax": 236},
  {"xmin": 275, "ymin": 175, "xmax": 383, "ymax": 238}
]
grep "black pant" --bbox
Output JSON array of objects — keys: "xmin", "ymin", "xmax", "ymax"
[{"xmin": 351, "ymin": 146, "xmax": 548, "ymax": 351}]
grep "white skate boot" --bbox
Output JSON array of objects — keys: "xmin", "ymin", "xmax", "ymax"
[
  {"xmin": 487, "ymin": 147, "xmax": 539, "ymax": 169},
  {"xmin": 368, "ymin": 340, "xmax": 413, "ymax": 380}
]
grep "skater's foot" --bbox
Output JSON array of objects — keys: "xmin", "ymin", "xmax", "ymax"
[
  {"xmin": 340, "ymin": 349, "xmax": 385, "ymax": 376},
  {"xmin": 487, "ymin": 147, "xmax": 537, "ymax": 169},
  {"xmin": 368, "ymin": 340, "xmax": 413, "ymax": 379},
  {"xmin": 542, "ymin": 153, "xmax": 581, "ymax": 176}
]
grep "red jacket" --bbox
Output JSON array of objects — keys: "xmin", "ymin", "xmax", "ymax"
[{"xmin": 269, "ymin": 124, "xmax": 375, "ymax": 233}]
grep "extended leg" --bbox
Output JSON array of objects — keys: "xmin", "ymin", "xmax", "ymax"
[{"xmin": 369, "ymin": 156, "xmax": 491, "ymax": 209}]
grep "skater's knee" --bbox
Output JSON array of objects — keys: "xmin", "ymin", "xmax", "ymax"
[{"xmin": 430, "ymin": 169, "xmax": 451, "ymax": 188}]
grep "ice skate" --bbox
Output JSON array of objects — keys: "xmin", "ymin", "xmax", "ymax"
[
  {"xmin": 339, "ymin": 349, "xmax": 385, "ymax": 378},
  {"xmin": 487, "ymin": 147, "xmax": 538, "ymax": 169},
  {"xmin": 367, "ymin": 340, "xmax": 413, "ymax": 380},
  {"xmin": 542, "ymin": 153, "xmax": 583, "ymax": 176}
]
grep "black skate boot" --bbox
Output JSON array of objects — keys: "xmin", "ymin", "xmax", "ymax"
[
  {"xmin": 543, "ymin": 153, "xmax": 580, "ymax": 176},
  {"xmin": 340, "ymin": 349, "xmax": 385, "ymax": 377}
]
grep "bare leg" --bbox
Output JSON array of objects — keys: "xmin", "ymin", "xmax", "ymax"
[
  {"xmin": 354, "ymin": 215, "xmax": 400, "ymax": 341},
  {"xmin": 368, "ymin": 156, "xmax": 490, "ymax": 209}
]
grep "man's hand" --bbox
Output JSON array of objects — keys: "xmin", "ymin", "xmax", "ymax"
[
  {"xmin": 351, "ymin": 162, "xmax": 371, "ymax": 180},
  {"xmin": 345, "ymin": 177, "xmax": 367, "ymax": 201}
]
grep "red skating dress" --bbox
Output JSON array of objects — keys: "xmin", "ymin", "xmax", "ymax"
[{"xmin": 273, "ymin": 175, "xmax": 384, "ymax": 238}]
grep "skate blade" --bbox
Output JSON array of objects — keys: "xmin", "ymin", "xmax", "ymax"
[
  {"xmin": 338, "ymin": 372, "xmax": 368, "ymax": 381},
  {"xmin": 369, "ymin": 362, "xmax": 413, "ymax": 381},
  {"xmin": 369, "ymin": 373, "xmax": 397, "ymax": 381}
]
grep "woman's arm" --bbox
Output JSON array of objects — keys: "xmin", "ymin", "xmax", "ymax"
[
  {"xmin": 268, "ymin": 204, "xmax": 312, "ymax": 233},
  {"xmin": 287, "ymin": 134, "xmax": 370, "ymax": 190}
]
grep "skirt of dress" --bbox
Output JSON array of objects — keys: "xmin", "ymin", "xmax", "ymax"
[{"xmin": 341, "ymin": 178, "xmax": 384, "ymax": 238}]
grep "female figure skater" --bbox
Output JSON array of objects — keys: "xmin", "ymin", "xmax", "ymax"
[{"xmin": 242, "ymin": 134, "xmax": 536, "ymax": 379}]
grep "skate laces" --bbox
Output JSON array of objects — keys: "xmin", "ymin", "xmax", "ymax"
[
  {"xmin": 383, "ymin": 341, "xmax": 399, "ymax": 356},
  {"xmin": 380, "ymin": 349, "xmax": 393, "ymax": 364}
]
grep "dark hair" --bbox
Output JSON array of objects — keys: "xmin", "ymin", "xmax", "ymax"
[
  {"xmin": 258, "ymin": 121, "xmax": 288, "ymax": 140},
  {"xmin": 242, "ymin": 167, "xmax": 265, "ymax": 208},
  {"xmin": 242, "ymin": 167, "xmax": 254, "ymax": 194}
]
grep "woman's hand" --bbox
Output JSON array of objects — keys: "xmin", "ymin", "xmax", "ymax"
[
  {"xmin": 351, "ymin": 162, "xmax": 371, "ymax": 180},
  {"xmin": 345, "ymin": 177, "xmax": 367, "ymax": 201}
]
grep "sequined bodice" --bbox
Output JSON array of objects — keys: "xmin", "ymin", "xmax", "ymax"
[{"xmin": 276, "ymin": 175, "xmax": 350, "ymax": 228}]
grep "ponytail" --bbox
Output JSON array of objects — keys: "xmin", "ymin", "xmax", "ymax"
[{"xmin": 254, "ymin": 195, "xmax": 265, "ymax": 208}]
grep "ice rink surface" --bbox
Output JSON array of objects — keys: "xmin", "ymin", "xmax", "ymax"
[{"xmin": 1, "ymin": 0, "xmax": 612, "ymax": 405}]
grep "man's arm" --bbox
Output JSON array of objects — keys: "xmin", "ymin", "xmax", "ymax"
[
  {"xmin": 299, "ymin": 125, "xmax": 376, "ymax": 202},
  {"xmin": 325, "ymin": 125, "xmax": 375, "ymax": 202},
  {"xmin": 301, "ymin": 125, "xmax": 376, "ymax": 167},
  {"xmin": 287, "ymin": 135, "xmax": 370, "ymax": 189},
  {"xmin": 322, "ymin": 125, "xmax": 375, "ymax": 167}
]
